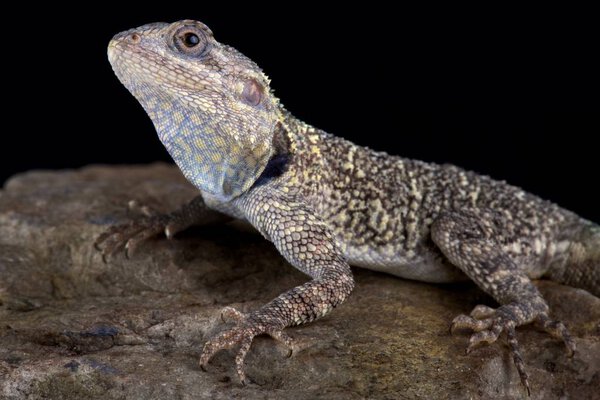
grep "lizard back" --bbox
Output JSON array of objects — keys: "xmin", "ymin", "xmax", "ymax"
[{"xmin": 277, "ymin": 113, "xmax": 589, "ymax": 284}]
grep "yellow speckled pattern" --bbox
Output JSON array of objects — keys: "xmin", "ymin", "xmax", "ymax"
[{"xmin": 103, "ymin": 20, "xmax": 599, "ymax": 392}]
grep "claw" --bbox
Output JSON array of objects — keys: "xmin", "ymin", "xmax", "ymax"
[
  {"xmin": 124, "ymin": 243, "xmax": 132, "ymax": 260},
  {"xmin": 140, "ymin": 206, "xmax": 154, "ymax": 217}
]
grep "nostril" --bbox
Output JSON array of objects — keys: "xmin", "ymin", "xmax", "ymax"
[{"xmin": 129, "ymin": 33, "xmax": 141, "ymax": 43}]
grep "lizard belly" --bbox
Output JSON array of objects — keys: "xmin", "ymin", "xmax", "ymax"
[{"xmin": 344, "ymin": 245, "xmax": 468, "ymax": 283}]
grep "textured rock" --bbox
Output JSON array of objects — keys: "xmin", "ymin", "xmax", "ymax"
[{"xmin": 0, "ymin": 163, "xmax": 598, "ymax": 400}]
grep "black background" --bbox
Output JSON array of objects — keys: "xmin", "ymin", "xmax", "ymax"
[{"xmin": 3, "ymin": 5, "xmax": 598, "ymax": 222}]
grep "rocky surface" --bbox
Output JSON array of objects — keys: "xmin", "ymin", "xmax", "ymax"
[{"xmin": 0, "ymin": 163, "xmax": 598, "ymax": 400}]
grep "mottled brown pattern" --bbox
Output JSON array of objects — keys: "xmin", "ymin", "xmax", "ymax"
[{"xmin": 97, "ymin": 19, "xmax": 599, "ymax": 393}]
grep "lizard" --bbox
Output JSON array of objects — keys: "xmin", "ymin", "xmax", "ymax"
[{"xmin": 97, "ymin": 19, "xmax": 600, "ymax": 394}]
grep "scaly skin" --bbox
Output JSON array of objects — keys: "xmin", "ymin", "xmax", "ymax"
[{"xmin": 97, "ymin": 20, "xmax": 600, "ymax": 393}]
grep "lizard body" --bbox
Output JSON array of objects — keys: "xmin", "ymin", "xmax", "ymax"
[{"xmin": 98, "ymin": 20, "xmax": 600, "ymax": 393}]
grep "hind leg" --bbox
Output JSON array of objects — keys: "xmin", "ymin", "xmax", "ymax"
[{"xmin": 431, "ymin": 211, "xmax": 575, "ymax": 395}]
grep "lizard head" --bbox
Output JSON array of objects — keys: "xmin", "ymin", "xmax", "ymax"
[{"xmin": 107, "ymin": 20, "xmax": 281, "ymax": 200}]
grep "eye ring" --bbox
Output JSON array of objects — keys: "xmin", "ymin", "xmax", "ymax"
[{"xmin": 172, "ymin": 26, "xmax": 209, "ymax": 57}]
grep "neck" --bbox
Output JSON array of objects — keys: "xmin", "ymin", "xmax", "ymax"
[{"xmin": 276, "ymin": 107, "xmax": 323, "ymax": 155}]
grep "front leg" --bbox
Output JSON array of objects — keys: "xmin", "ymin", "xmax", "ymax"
[
  {"xmin": 95, "ymin": 195, "xmax": 230, "ymax": 259},
  {"xmin": 199, "ymin": 185, "xmax": 354, "ymax": 384}
]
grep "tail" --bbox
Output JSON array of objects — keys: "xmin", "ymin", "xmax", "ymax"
[{"xmin": 546, "ymin": 222, "xmax": 600, "ymax": 297}]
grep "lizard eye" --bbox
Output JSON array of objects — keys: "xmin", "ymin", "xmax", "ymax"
[
  {"xmin": 172, "ymin": 26, "xmax": 209, "ymax": 56},
  {"xmin": 182, "ymin": 32, "xmax": 200, "ymax": 47}
]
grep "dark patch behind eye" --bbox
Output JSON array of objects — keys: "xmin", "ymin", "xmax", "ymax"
[{"xmin": 253, "ymin": 154, "xmax": 290, "ymax": 188}]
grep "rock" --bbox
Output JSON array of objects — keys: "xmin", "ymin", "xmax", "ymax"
[{"xmin": 0, "ymin": 163, "xmax": 598, "ymax": 400}]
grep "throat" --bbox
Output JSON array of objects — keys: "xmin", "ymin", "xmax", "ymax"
[{"xmin": 253, "ymin": 153, "xmax": 290, "ymax": 187}]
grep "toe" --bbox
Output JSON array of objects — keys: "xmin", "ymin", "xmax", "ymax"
[
  {"xmin": 470, "ymin": 304, "xmax": 496, "ymax": 319},
  {"xmin": 97, "ymin": 222, "xmax": 145, "ymax": 258},
  {"xmin": 199, "ymin": 327, "xmax": 245, "ymax": 368},
  {"xmin": 451, "ymin": 314, "xmax": 493, "ymax": 333},
  {"xmin": 537, "ymin": 315, "xmax": 576, "ymax": 357},
  {"xmin": 128, "ymin": 200, "xmax": 159, "ymax": 217},
  {"xmin": 221, "ymin": 307, "xmax": 246, "ymax": 324},
  {"xmin": 125, "ymin": 225, "xmax": 164, "ymax": 258},
  {"xmin": 506, "ymin": 326, "xmax": 530, "ymax": 396},
  {"xmin": 268, "ymin": 329, "xmax": 295, "ymax": 356},
  {"xmin": 466, "ymin": 321, "xmax": 503, "ymax": 353},
  {"xmin": 94, "ymin": 225, "xmax": 123, "ymax": 249},
  {"xmin": 235, "ymin": 335, "xmax": 254, "ymax": 384}
]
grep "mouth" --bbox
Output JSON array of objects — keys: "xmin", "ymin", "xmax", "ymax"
[
  {"xmin": 106, "ymin": 36, "xmax": 144, "ymax": 63},
  {"xmin": 106, "ymin": 40, "xmax": 122, "ymax": 65},
  {"xmin": 106, "ymin": 36, "xmax": 139, "ymax": 69},
  {"xmin": 106, "ymin": 39, "xmax": 159, "ymax": 85}
]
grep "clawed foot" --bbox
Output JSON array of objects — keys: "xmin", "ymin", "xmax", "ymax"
[
  {"xmin": 450, "ymin": 305, "xmax": 575, "ymax": 396},
  {"xmin": 94, "ymin": 200, "xmax": 186, "ymax": 261},
  {"xmin": 199, "ymin": 306, "xmax": 294, "ymax": 385}
]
